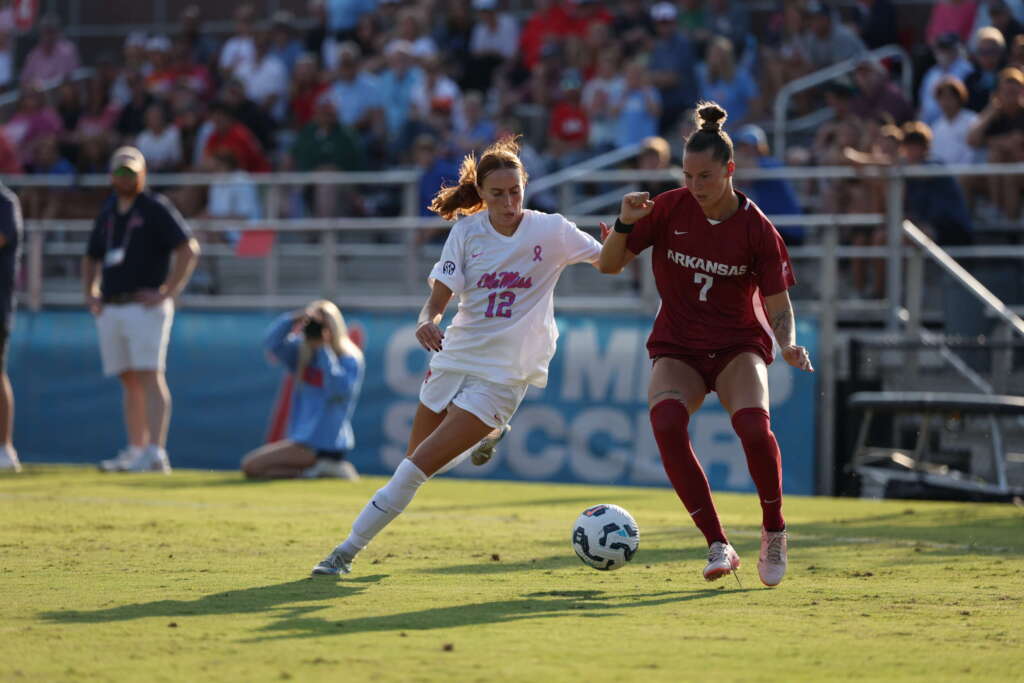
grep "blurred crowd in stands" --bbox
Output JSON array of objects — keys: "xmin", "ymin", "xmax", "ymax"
[{"xmin": 1, "ymin": 0, "xmax": 1023, "ymax": 297}]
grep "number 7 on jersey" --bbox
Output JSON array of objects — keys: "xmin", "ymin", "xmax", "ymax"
[{"xmin": 694, "ymin": 273, "xmax": 713, "ymax": 302}]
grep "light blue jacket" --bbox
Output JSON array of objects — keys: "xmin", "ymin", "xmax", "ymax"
[{"xmin": 263, "ymin": 313, "xmax": 364, "ymax": 452}]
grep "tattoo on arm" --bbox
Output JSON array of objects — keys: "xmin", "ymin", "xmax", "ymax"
[{"xmin": 771, "ymin": 305, "xmax": 795, "ymax": 348}]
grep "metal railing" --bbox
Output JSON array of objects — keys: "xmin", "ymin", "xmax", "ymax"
[
  {"xmin": 0, "ymin": 66, "xmax": 96, "ymax": 112},
  {"xmin": 772, "ymin": 44, "xmax": 913, "ymax": 155}
]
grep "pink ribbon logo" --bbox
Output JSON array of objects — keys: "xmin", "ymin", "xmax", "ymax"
[{"xmin": 532, "ymin": 245, "xmax": 543, "ymax": 262}]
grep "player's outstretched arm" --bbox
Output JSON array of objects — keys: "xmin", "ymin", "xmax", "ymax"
[
  {"xmin": 597, "ymin": 192, "xmax": 653, "ymax": 274},
  {"xmin": 415, "ymin": 280, "xmax": 454, "ymax": 352},
  {"xmin": 765, "ymin": 290, "xmax": 814, "ymax": 372}
]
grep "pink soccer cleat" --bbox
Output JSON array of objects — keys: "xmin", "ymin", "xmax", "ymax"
[
  {"xmin": 758, "ymin": 528, "xmax": 788, "ymax": 587},
  {"xmin": 703, "ymin": 541, "xmax": 740, "ymax": 581}
]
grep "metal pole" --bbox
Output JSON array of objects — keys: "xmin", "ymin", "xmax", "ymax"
[
  {"xmin": 818, "ymin": 220, "xmax": 839, "ymax": 496},
  {"xmin": 27, "ymin": 228, "xmax": 43, "ymax": 312},
  {"xmin": 264, "ymin": 186, "xmax": 280, "ymax": 299},
  {"xmin": 885, "ymin": 173, "xmax": 904, "ymax": 331},
  {"xmin": 321, "ymin": 230, "xmax": 337, "ymax": 300},
  {"xmin": 905, "ymin": 246, "xmax": 924, "ymax": 379},
  {"xmin": 402, "ymin": 176, "xmax": 419, "ymax": 293}
]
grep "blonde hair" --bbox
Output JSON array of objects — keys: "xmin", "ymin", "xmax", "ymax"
[
  {"xmin": 428, "ymin": 136, "xmax": 527, "ymax": 220},
  {"xmin": 296, "ymin": 300, "xmax": 363, "ymax": 382}
]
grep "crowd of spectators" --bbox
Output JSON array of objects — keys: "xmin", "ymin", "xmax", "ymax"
[{"xmin": 0, "ymin": 0, "xmax": 1022, "ymax": 294}]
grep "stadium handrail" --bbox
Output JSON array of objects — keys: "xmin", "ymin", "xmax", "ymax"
[
  {"xmin": 7, "ymin": 161, "xmax": 1024, "ymax": 193},
  {"xmin": 0, "ymin": 66, "xmax": 96, "ymax": 112},
  {"xmin": 902, "ymin": 219, "xmax": 1024, "ymax": 340},
  {"xmin": 772, "ymin": 44, "xmax": 913, "ymax": 156}
]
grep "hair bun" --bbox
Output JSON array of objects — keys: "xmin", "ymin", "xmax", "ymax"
[{"xmin": 696, "ymin": 102, "xmax": 728, "ymax": 132}]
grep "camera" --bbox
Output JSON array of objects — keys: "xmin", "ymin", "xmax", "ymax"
[{"xmin": 303, "ymin": 318, "xmax": 324, "ymax": 340}]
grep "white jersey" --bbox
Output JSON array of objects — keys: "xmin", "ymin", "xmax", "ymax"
[{"xmin": 427, "ymin": 209, "xmax": 602, "ymax": 388}]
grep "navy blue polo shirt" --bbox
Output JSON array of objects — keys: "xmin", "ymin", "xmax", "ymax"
[
  {"xmin": 86, "ymin": 191, "xmax": 192, "ymax": 298},
  {"xmin": 0, "ymin": 184, "xmax": 23, "ymax": 328}
]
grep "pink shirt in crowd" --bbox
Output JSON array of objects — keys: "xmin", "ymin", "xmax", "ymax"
[
  {"xmin": 926, "ymin": 1, "xmax": 980, "ymax": 45},
  {"xmin": 20, "ymin": 38, "xmax": 81, "ymax": 85}
]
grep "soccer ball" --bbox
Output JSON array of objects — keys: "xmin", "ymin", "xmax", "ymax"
[{"xmin": 571, "ymin": 504, "xmax": 640, "ymax": 571}]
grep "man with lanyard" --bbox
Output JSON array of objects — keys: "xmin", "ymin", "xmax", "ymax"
[
  {"xmin": 0, "ymin": 183, "xmax": 22, "ymax": 472},
  {"xmin": 83, "ymin": 147, "xmax": 200, "ymax": 473}
]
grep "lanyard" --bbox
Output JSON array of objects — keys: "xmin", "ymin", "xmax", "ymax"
[{"xmin": 105, "ymin": 206, "xmax": 142, "ymax": 254}]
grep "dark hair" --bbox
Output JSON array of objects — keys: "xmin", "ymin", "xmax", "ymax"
[
  {"xmin": 684, "ymin": 102, "xmax": 733, "ymax": 164},
  {"xmin": 934, "ymin": 75, "xmax": 968, "ymax": 104},
  {"xmin": 428, "ymin": 136, "xmax": 528, "ymax": 220},
  {"xmin": 901, "ymin": 121, "xmax": 933, "ymax": 148}
]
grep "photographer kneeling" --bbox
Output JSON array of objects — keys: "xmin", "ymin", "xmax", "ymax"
[{"xmin": 241, "ymin": 300, "xmax": 364, "ymax": 479}]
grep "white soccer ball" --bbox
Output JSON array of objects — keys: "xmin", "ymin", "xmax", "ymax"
[{"xmin": 571, "ymin": 504, "xmax": 640, "ymax": 571}]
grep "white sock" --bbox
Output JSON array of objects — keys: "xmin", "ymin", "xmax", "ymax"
[{"xmin": 339, "ymin": 459, "xmax": 428, "ymax": 558}]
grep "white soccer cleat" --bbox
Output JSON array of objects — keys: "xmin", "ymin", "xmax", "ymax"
[
  {"xmin": 0, "ymin": 446, "xmax": 21, "ymax": 473},
  {"xmin": 301, "ymin": 459, "xmax": 359, "ymax": 480},
  {"xmin": 470, "ymin": 424, "xmax": 510, "ymax": 466},
  {"xmin": 758, "ymin": 528, "xmax": 788, "ymax": 587},
  {"xmin": 99, "ymin": 447, "xmax": 142, "ymax": 472},
  {"xmin": 703, "ymin": 541, "xmax": 740, "ymax": 582},
  {"xmin": 122, "ymin": 445, "xmax": 172, "ymax": 474},
  {"xmin": 312, "ymin": 545, "xmax": 353, "ymax": 576}
]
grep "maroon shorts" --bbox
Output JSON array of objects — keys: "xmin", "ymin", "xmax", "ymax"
[{"xmin": 652, "ymin": 344, "xmax": 770, "ymax": 394}]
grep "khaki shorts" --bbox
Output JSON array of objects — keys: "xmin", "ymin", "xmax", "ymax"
[
  {"xmin": 419, "ymin": 369, "xmax": 529, "ymax": 429},
  {"xmin": 95, "ymin": 299, "xmax": 174, "ymax": 376}
]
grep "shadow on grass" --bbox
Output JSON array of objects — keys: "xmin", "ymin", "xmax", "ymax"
[
  {"xmin": 794, "ymin": 506, "xmax": 1024, "ymax": 555},
  {"xmin": 40, "ymin": 575, "xmax": 388, "ymax": 625},
  {"xmin": 40, "ymin": 573, "xmax": 741, "ymax": 642},
  {"xmin": 247, "ymin": 587, "xmax": 741, "ymax": 642},
  {"xmin": 417, "ymin": 547, "xmax": 699, "ymax": 575}
]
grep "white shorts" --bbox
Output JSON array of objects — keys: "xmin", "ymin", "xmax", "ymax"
[
  {"xmin": 419, "ymin": 369, "xmax": 529, "ymax": 429},
  {"xmin": 95, "ymin": 300, "xmax": 174, "ymax": 376}
]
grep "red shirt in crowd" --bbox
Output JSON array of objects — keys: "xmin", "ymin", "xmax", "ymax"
[
  {"xmin": 203, "ymin": 122, "xmax": 270, "ymax": 173},
  {"xmin": 626, "ymin": 188, "xmax": 795, "ymax": 361},
  {"xmin": 548, "ymin": 101, "xmax": 589, "ymax": 146},
  {"xmin": 290, "ymin": 82, "xmax": 329, "ymax": 128},
  {"xmin": 519, "ymin": 3, "xmax": 579, "ymax": 69}
]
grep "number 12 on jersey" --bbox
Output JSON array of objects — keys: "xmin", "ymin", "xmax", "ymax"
[
  {"xmin": 694, "ymin": 273, "xmax": 714, "ymax": 302},
  {"xmin": 485, "ymin": 291, "xmax": 515, "ymax": 318}
]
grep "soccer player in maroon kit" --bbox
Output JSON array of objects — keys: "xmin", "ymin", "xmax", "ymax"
[{"xmin": 598, "ymin": 102, "xmax": 814, "ymax": 586}]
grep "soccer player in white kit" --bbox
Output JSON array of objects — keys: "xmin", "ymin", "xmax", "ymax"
[{"xmin": 312, "ymin": 138, "xmax": 604, "ymax": 576}]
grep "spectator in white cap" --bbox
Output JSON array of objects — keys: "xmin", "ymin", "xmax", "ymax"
[
  {"xmin": 83, "ymin": 147, "xmax": 200, "ymax": 473},
  {"xmin": 378, "ymin": 39, "xmax": 424, "ymax": 137}
]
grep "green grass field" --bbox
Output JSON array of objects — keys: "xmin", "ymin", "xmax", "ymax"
[{"xmin": 2, "ymin": 466, "xmax": 1022, "ymax": 682}]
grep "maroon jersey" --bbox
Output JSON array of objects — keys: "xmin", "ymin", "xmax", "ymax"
[{"xmin": 626, "ymin": 188, "xmax": 795, "ymax": 360}]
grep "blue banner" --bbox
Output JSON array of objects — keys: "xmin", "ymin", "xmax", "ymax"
[{"xmin": 9, "ymin": 310, "xmax": 817, "ymax": 494}]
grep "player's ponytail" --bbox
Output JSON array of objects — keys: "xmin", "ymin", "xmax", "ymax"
[
  {"xmin": 428, "ymin": 136, "xmax": 528, "ymax": 220},
  {"xmin": 685, "ymin": 101, "xmax": 734, "ymax": 164}
]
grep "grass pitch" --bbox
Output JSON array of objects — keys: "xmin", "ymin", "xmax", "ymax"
[{"xmin": 2, "ymin": 466, "xmax": 1022, "ymax": 682}]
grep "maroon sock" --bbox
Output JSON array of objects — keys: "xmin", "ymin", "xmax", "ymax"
[
  {"xmin": 731, "ymin": 407, "xmax": 785, "ymax": 532},
  {"xmin": 650, "ymin": 399, "xmax": 727, "ymax": 546}
]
